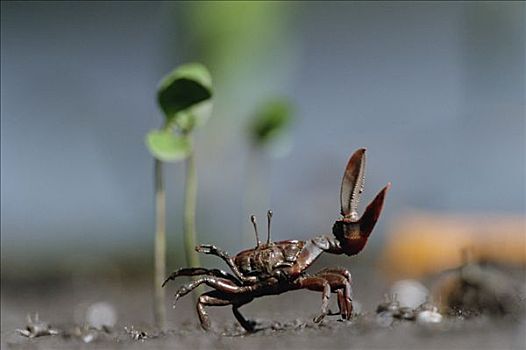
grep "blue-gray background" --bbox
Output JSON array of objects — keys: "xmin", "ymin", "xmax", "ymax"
[{"xmin": 1, "ymin": 2, "xmax": 524, "ymax": 276}]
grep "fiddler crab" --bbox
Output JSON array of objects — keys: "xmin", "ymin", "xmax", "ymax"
[{"xmin": 163, "ymin": 148, "xmax": 390, "ymax": 332}]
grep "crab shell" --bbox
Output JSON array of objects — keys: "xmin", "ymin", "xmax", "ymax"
[{"xmin": 234, "ymin": 240, "xmax": 305, "ymax": 276}]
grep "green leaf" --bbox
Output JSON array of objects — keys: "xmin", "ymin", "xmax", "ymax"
[
  {"xmin": 145, "ymin": 130, "xmax": 191, "ymax": 162},
  {"xmin": 249, "ymin": 99, "xmax": 293, "ymax": 146},
  {"xmin": 157, "ymin": 63, "xmax": 213, "ymax": 122}
]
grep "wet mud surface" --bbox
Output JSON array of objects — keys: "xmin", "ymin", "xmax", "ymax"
[{"xmin": 2, "ymin": 267, "xmax": 525, "ymax": 350}]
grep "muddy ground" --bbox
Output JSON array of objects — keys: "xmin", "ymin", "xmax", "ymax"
[{"xmin": 2, "ymin": 264, "xmax": 525, "ymax": 350}]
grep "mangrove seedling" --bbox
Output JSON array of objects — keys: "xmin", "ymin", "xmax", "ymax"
[{"xmin": 145, "ymin": 63, "xmax": 213, "ymax": 329}]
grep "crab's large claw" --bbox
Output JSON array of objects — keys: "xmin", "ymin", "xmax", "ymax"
[
  {"xmin": 333, "ymin": 148, "xmax": 390, "ymax": 256},
  {"xmin": 340, "ymin": 148, "xmax": 367, "ymax": 220},
  {"xmin": 359, "ymin": 183, "xmax": 390, "ymax": 238}
]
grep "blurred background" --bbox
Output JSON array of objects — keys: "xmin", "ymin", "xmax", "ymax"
[{"xmin": 1, "ymin": 1, "xmax": 524, "ymax": 285}]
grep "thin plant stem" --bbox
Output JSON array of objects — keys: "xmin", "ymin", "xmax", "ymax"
[
  {"xmin": 183, "ymin": 147, "xmax": 200, "ymax": 272},
  {"xmin": 153, "ymin": 158, "xmax": 167, "ymax": 329}
]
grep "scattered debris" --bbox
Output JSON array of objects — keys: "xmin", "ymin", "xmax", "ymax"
[
  {"xmin": 376, "ymin": 294, "xmax": 443, "ymax": 326},
  {"xmin": 377, "ymin": 294, "xmax": 417, "ymax": 321},
  {"xmin": 16, "ymin": 314, "xmax": 60, "ymax": 338},
  {"xmin": 65, "ymin": 325, "xmax": 110, "ymax": 343},
  {"xmin": 124, "ymin": 325, "xmax": 149, "ymax": 341}
]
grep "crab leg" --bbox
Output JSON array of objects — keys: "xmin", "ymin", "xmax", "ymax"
[
  {"xmin": 162, "ymin": 267, "xmax": 240, "ymax": 287},
  {"xmin": 196, "ymin": 292, "xmax": 234, "ymax": 331},
  {"xmin": 314, "ymin": 271, "xmax": 353, "ymax": 320},
  {"xmin": 195, "ymin": 244, "xmax": 257, "ymax": 284},
  {"xmin": 232, "ymin": 303, "xmax": 257, "ymax": 332},
  {"xmin": 294, "ymin": 276, "xmax": 331, "ymax": 323},
  {"xmin": 180, "ymin": 274, "xmax": 345, "ymax": 331},
  {"xmin": 172, "ymin": 276, "xmax": 270, "ymax": 305},
  {"xmin": 315, "ymin": 267, "xmax": 352, "ymax": 284},
  {"xmin": 194, "ymin": 290, "xmax": 257, "ymax": 332}
]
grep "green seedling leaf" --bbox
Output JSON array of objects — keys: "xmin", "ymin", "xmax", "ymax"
[
  {"xmin": 169, "ymin": 101, "xmax": 214, "ymax": 134},
  {"xmin": 157, "ymin": 63, "xmax": 213, "ymax": 123},
  {"xmin": 249, "ymin": 99, "xmax": 293, "ymax": 147},
  {"xmin": 146, "ymin": 130, "xmax": 191, "ymax": 162}
]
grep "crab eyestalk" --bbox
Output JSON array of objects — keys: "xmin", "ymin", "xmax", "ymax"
[
  {"xmin": 267, "ymin": 210, "xmax": 273, "ymax": 245},
  {"xmin": 251, "ymin": 215, "xmax": 261, "ymax": 248}
]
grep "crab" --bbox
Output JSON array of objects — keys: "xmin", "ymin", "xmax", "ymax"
[{"xmin": 163, "ymin": 148, "xmax": 390, "ymax": 331}]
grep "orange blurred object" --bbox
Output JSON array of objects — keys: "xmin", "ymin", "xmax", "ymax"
[{"xmin": 379, "ymin": 211, "xmax": 526, "ymax": 279}]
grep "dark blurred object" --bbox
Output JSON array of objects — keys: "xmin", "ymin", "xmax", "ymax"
[
  {"xmin": 380, "ymin": 212, "xmax": 526, "ymax": 278},
  {"xmin": 433, "ymin": 250, "xmax": 523, "ymax": 318},
  {"xmin": 248, "ymin": 99, "xmax": 293, "ymax": 149}
]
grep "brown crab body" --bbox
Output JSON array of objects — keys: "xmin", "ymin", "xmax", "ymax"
[{"xmin": 234, "ymin": 240, "xmax": 305, "ymax": 276}]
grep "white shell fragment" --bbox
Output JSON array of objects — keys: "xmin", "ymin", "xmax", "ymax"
[
  {"xmin": 390, "ymin": 280, "xmax": 429, "ymax": 309},
  {"xmin": 416, "ymin": 310, "xmax": 443, "ymax": 324},
  {"xmin": 86, "ymin": 302, "xmax": 117, "ymax": 329}
]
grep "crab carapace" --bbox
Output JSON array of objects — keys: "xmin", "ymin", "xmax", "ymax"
[{"xmin": 163, "ymin": 148, "xmax": 390, "ymax": 331}]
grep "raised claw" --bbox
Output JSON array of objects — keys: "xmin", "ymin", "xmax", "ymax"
[{"xmin": 332, "ymin": 149, "xmax": 390, "ymax": 256}]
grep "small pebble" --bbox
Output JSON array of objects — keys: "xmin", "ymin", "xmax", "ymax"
[
  {"xmin": 81, "ymin": 331, "xmax": 97, "ymax": 343},
  {"xmin": 417, "ymin": 310, "xmax": 443, "ymax": 324}
]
